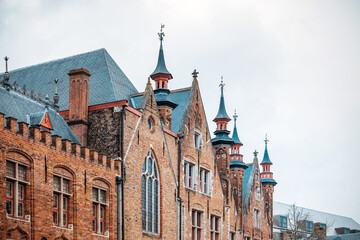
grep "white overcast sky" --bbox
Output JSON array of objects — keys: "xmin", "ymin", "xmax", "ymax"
[{"xmin": 1, "ymin": 0, "xmax": 359, "ymax": 223}]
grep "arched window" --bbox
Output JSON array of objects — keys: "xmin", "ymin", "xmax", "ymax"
[{"xmin": 142, "ymin": 150, "xmax": 159, "ymax": 234}]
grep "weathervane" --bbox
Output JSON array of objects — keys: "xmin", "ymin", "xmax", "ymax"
[
  {"xmin": 158, "ymin": 24, "xmax": 165, "ymax": 42},
  {"xmin": 233, "ymin": 109, "xmax": 238, "ymax": 122},
  {"xmin": 219, "ymin": 76, "xmax": 225, "ymax": 92},
  {"xmin": 264, "ymin": 133, "xmax": 269, "ymax": 146}
]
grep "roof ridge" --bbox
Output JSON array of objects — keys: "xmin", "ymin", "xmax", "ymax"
[{"xmin": 1, "ymin": 48, "xmax": 106, "ymax": 75}]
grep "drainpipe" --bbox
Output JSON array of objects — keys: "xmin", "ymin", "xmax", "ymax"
[
  {"xmin": 120, "ymin": 105, "xmax": 125, "ymax": 240},
  {"xmin": 116, "ymin": 175, "xmax": 122, "ymax": 240},
  {"xmin": 177, "ymin": 135, "xmax": 183, "ymax": 240}
]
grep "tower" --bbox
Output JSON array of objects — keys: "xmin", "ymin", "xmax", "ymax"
[
  {"xmin": 229, "ymin": 110, "xmax": 247, "ymax": 226},
  {"xmin": 68, "ymin": 68, "xmax": 90, "ymax": 146},
  {"xmin": 260, "ymin": 135, "xmax": 277, "ymax": 239},
  {"xmin": 211, "ymin": 78, "xmax": 234, "ymax": 201},
  {"xmin": 150, "ymin": 24, "xmax": 177, "ymax": 129}
]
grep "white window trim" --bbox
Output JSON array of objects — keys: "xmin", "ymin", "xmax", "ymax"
[
  {"xmin": 210, "ymin": 214, "xmax": 221, "ymax": 240},
  {"xmin": 254, "ymin": 208, "xmax": 261, "ymax": 229},
  {"xmin": 194, "ymin": 129, "xmax": 203, "ymax": 150},
  {"xmin": 191, "ymin": 209, "xmax": 203, "ymax": 240},
  {"xmin": 199, "ymin": 166, "xmax": 212, "ymax": 196},
  {"xmin": 53, "ymin": 175, "xmax": 72, "ymax": 228},
  {"xmin": 183, "ymin": 158, "xmax": 197, "ymax": 191}
]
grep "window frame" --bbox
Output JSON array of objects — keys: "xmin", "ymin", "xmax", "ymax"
[
  {"xmin": 6, "ymin": 160, "xmax": 29, "ymax": 219},
  {"xmin": 191, "ymin": 210, "xmax": 203, "ymax": 240},
  {"xmin": 184, "ymin": 160, "xmax": 197, "ymax": 190},
  {"xmin": 199, "ymin": 167, "xmax": 212, "ymax": 195},
  {"xmin": 210, "ymin": 215, "xmax": 221, "ymax": 240},
  {"xmin": 280, "ymin": 216, "xmax": 287, "ymax": 228},
  {"xmin": 53, "ymin": 175, "xmax": 72, "ymax": 228},
  {"xmin": 306, "ymin": 221, "xmax": 313, "ymax": 232},
  {"xmin": 194, "ymin": 129, "xmax": 203, "ymax": 150},
  {"xmin": 254, "ymin": 208, "xmax": 261, "ymax": 229},
  {"xmin": 92, "ymin": 186, "xmax": 108, "ymax": 235}
]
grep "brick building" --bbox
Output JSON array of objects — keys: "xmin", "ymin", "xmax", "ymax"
[{"xmin": 0, "ymin": 28, "xmax": 277, "ymax": 239}]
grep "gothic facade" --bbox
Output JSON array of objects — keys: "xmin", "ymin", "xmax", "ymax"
[{"xmin": 0, "ymin": 30, "xmax": 277, "ymax": 239}]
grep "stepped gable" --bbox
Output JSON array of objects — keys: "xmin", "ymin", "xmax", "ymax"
[
  {"xmin": 0, "ymin": 86, "xmax": 79, "ymax": 143},
  {"xmin": 131, "ymin": 87, "xmax": 191, "ymax": 133},
  {"xmin": 0, "ymin": 49, "xmax": 138, "ymax": 111}
]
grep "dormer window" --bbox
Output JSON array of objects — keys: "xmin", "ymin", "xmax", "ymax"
[
  {"xmin": 194, "ymin": 129, "xmax": 203, "ymax": 150},
  {"xmin": 306, "ymin": 221, "xmax": 313, "ymax": 232}
]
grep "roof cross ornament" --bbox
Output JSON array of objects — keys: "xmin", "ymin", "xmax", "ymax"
[
  {"xmin": 253, "ymin": 150, "xmax": 258, "ymax": 157},
  {"xmin": 264, "ymin": 133, "xmax": 269, "ymax": 146},
  {"xmin": 158, "ymin": 24, "xmax": 165, "ymax": 42},
  {"xmin": 192, "ymin": 69, "xmax": 199, "ymax": 79},
  {"xmin": 219, "ymin": 76, "xmax": 225, "ymax": 92},
  {"xmin": 233, "ymin": 109, "xmax": 238, "ymax": 122}
]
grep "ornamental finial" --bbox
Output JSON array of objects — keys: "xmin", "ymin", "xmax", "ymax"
[
  {"xmin": 219, "ymin": 76, "xmax": 225, "ymax": 92},
  {"xmin": 3, "ymin": 56, "xmax": 10, "ymax": 90},
  {"xmin": 253, "ymin": 150, "xmax": 258, "ymax": 157},
  {"xmin": 192, "ymin": 69, "xmax": 199, "ymax": 79},
  {"xmin": 264, "ymin": 133, "xmax": 269, "ymax": 146},
  {"xmin": 233, "ymin": 109, "xmax": 238, "ymax": 122},
  {"xmin": 4, "ymin": 56, "xmax": 9, "ymax": 73},
  {"xmin": 158, "ymin": 24, "xmax": 165, "ymax": 42}
]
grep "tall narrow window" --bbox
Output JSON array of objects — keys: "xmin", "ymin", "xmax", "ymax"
[
  {"xmin": 142, "ymin": 150, "xmax": 160, "ymax": 234},
  {"xmin": 192, "ymin": 210, "xmax": 202, "ymax": 240},
  {"xmin": 210, "ymin": 215, "xmax": 220, "ymax": 240},
  {"xmin": 92, "ymin": 187, "xmax": 107, "ymax": 234},
  {"xmin": 6, "ymin": 160, "xmax": 28, "ymax": 219},
  {"xmin": 200, "ymin": 168, "xmax": 211, "ymax": 194},
  {"xmin": 184, "ymin": 161, "xmax": 196, "ymax": 190},
  {"xmin": 53, "ymin": 175, "xmax": 71, "ymax": 228},
  {"xmin": 254, "ymin": 209, "xmax": 261, "ymax": 229}
]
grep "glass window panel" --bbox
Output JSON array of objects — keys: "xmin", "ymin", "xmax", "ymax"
[
  {"xmin": 154, "ymin": 163, "xmax": 158, "ymax": 178},
  {"xmin": 54, "ymin": 176, "xmax": 61, "ymax": 191},
  {"xmin": 148, "ymin": 158, "xmax": 152, "ymax": 176},
  {"xmin": 142, "ymin": 158, "xmax": 146, "ymax": 173},
  {"xmin": 6, "ymin": 161, "xmax": 15, "ymax": 178},
  {"xmin": 53, "ymin": 211, "xmax": 58, "ymax": 225},
  {"xmin": 142, "ymin": 176, "xmax": 146, "ymax": 231},
  {"xmin": 6, "ymin": 181, "xmax": 12, "ymax": 197},
  {"xmin": 18, "ymin": 165, "xmax": 27, "ymax": 181},
  {"xmin": 63, "ymin": 179, "xmax": 70, "ymax": 193},
  {"xmin": 100, "ymin": 206, "xmax": 104, "ymax": 218},
  {"xmin": 100, "ymin": 222, "xmax": 104, "ymax": 233},
  {"xmin": 53, "ymin": 195, "xmax": 58, "ymax": 208},
  {"xmin": 92, "ymin": 204, "xmax": 96, "ymax": 217},
  {"xmin": 18, "ymin": 203, "xmax": 23, "ymax": 217},
  {"xmin": 100, "ymin": 190, "xmax": 106, "ymax": 203},
  {"xmin": 18, "ymin": 185, "xmax": 24, "ymax": 200},
  {"xmin": 63, "ymin": 197, "xmax": 67, "ymax": 210},
  {"xmin": 154, "ymin": 180, "xmax": 158, "ymax": 233},
  {"xmin": 6, "ymin": 200, "xmax": 12, "ymax": 215},
  {"xmin": 63, "ymin": 213, "xmax": 67, "ymax": 226},
  {"xmin": 92, "ymin": 188, "xmax": 99, "ymax": 201},
  {"xmin": 93, "ymin": 220, "xmax": 96, "ymax": 232},
  {"xmin": 147, "ymin": 178, "xmax": 153, "ymax": 232}
]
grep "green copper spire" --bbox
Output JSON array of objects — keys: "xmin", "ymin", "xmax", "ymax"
[
  {"xmin": 150, "ymin": 24, "xmax": 172, "ymax": 78},
  {"xmin": 214, "ymin": 76, "xmax": 230, "ymax": 120},
  {"xmin": 261, "ymin": 134, "xmax": 272, "ymax": 164},
  {"xmin": 232, "ymin": 110, "xmax": 242, "ymax": 145}
]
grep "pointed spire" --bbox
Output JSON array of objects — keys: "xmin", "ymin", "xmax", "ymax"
[
  {"xmin": 214, "ymin": 76, "xmax": 230, "ymax": 120},
  {"xmin": 3, "ymin": 56, "xmax": 10, "ymax": 90},
  {"xmin": 232, "ymin": 110, "xmax": 242, "ymax": 145},
  {"xmin": 150, "ymin": 24, "xmax": 172, "ymax": 80},
  {"xmin": 261, "ymin": 134, "xmax": 272, "ymax": 164}
]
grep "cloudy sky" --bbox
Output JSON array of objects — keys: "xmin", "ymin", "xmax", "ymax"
[{"xmin": 1, "ymin": 0, "xmax": 359, "ymax": 223}]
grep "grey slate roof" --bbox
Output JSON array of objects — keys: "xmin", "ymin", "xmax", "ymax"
[
  {"xmin": 0, "ymin": 48, "xmax": 138, "ymax": 111},
  {"xmin": 0, "ymin": 86, "xmax": 79, "ymax": 143},
  {"xmin": 273, "ymin": 202, "xmax": 360, "ymax": 236},
  {"xmin": 214, "ymin": 90, "xmax": 230, "ymax": 120},
  {"xmin": 131, "ymin": 88, "xmax": 190, "ymax": 133},
  {"xmin": 232, "ymin": 120, "xmax": 243, "ymax": 144},
  {"xmin": 261, "ymin": 143, "xmax": 272, "ymax": 164}
]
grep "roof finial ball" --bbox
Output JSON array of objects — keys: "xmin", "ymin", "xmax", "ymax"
[
  {"xmin": 158, "ymin": 23, "xmax": 165, "ymax": 42},
  {"xmin": 3, "ymin": 56, "xmax": 10, "ymax": 90}
]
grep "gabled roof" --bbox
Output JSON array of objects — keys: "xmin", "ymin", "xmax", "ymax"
[
  {"xmin": 131, "ymin": 87, "xmax": 191, "ymax": 133},
  {"xmin": 0, "ymin": 48, "xmax": 138, "ymax": 111},
  {"xmin": 151, "ymin": 42, "xmax": 172, "ymax": 77},
  {"xmin": 0, "ymin": 87, "xmax": 79, "ymax": 143},
  {"xmin": 274, "ymin": 202, "xmax": 360, "ymax": 236}
]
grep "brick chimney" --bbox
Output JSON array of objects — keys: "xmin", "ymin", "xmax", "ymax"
[{"xmin": 68, "ymin": 68, "xmax": 90, "ymax": 146}]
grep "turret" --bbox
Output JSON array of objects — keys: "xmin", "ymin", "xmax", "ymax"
[
  {"xmin": 230, "ymin": 110, "xmax": 244, "ymax": 162},
  {"xmin": 260, "ymin": 134, "xmax": 277, "ymax": 239},
  {"xmin": 150, "ymin": 24, "xmax": 177, "ymax": 129}
]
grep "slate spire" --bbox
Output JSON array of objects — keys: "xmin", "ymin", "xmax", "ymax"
[
  {"xmin": 214, "ymin": 77, "xmax": 230, "ymax": 120},
  {"xmin": 231, "ymin": 110, "xmax": 242, "ymax": 145},
  {"xmin": 150, "ymin": 24, "xmax": 173, "ymax": 85},
  {"xmin": 261, "ymin": 134, "xmax": 272, "ymax": 164}
]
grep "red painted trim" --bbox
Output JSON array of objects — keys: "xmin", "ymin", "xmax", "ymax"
[
  {"xmin": 162, "ymin": 126, "xmax": 180, "ymax": 138},
  {"xmin": 59, "ymin": 100, "xmax": 129, "ymax": 116},
  {"xmin": 88, "ymin": 100, "xmax": 128, "ymax": 111},
  {"xmin": 125, "ymin": 106, "xmax": 142, "ymax": 117}
]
